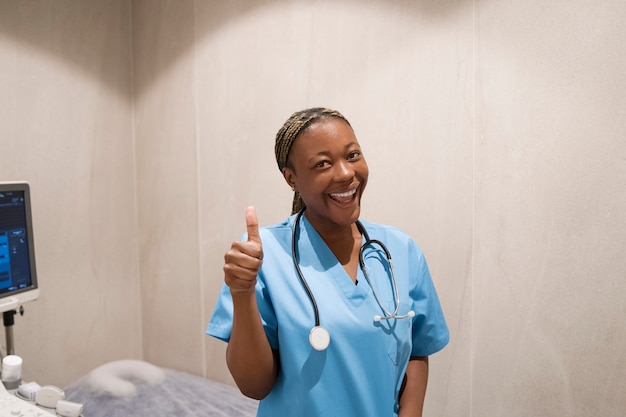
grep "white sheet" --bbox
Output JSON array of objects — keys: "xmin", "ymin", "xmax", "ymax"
[{"xmin": 64, "ymin": 365, "xmax": 258, "ymax": 417}]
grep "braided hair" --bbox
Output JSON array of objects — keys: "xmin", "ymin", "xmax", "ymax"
[{"xmin": 274, "ymin": 108, "xmax": 351, "ymax": 214}]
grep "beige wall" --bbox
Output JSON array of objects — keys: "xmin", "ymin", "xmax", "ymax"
[
  {"xmin": 1, "ymin": 0, "xmax": 625, "ymax": 416},
  {"xmin": 0, "ymin": 0, "xmax": 142, "ymax": 387}
]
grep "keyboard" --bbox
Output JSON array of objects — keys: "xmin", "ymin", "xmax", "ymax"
[{"xmin": 0, "ymin": 391, "xmax": 54, "ymax": 417}]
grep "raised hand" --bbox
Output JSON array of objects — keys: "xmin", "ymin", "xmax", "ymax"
[{"xmin": 223, "ymin": 206, "xmax": 264, "ymax": 292}]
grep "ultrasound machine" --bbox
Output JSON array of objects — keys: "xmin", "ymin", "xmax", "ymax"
[
  {"xmin": 0, "ymin": 182, "xmax": 39, "ymax": 353},
  {"xmin": 0, "ymin": 182, "xmax": 74, "ymax": 416}
]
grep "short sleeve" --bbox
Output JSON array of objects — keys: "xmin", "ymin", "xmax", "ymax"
[{"xmin": 408, "ymin": 239, "xmax": 450, "ymax": 356}]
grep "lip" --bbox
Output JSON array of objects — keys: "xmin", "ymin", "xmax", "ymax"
[
  {"xmin": 329, "ymin": 188, "xmax": 357, "ymax": 198},
  {"xmin": 328, "ymin": 186, "xmax": 359, "ymax": 205}
]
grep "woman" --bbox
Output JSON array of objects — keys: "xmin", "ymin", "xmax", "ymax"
[{"xmin": 207, "ymin": 108, "xmax": 449, "ymax": 416}]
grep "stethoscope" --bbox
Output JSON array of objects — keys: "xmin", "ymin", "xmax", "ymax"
[{"xmin": 292, "ymin": 209, "xmax": 415, "ymax": 351}]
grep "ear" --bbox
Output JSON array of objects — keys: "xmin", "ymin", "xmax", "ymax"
[{"xmin": 282, "ymin": 167, "xmax": 297, "ymax": 191}]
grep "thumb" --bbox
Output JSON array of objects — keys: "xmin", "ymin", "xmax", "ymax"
[{"xmin": 245, "ymin": 206, "xmax": 261, "ymax": 244}]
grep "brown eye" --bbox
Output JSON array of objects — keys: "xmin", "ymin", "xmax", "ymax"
[{"xmin": 347, "ymin": 151, "xmax": 361, "ymax": 160}]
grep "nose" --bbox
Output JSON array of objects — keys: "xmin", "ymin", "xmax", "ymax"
[{"xmin": 334, "ymin": 160, "xmax": 354, "ymax": 181}]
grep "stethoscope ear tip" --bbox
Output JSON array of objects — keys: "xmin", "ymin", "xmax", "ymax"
[{"xmin": 373, "ymin": 310, "xmax": 415, "ymax": 322}]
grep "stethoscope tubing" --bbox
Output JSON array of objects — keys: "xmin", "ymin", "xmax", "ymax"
[
  {"xmin": 291, "ymin": 213, "xmax": 321, "ymax": 327},
  {"xmin": 357, "ymin": 236, "xmax": 414, "ymax": 322},
  {"xmin": 292, "ymin": 209, "xmax": 414, "ymax": 350}
]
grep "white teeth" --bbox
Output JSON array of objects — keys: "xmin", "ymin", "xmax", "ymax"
[{"xmin": 330, "ymin": 189, "xmax": 357, "ymax": 198}]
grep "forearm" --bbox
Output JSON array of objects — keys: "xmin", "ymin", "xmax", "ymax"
[
  {"xmin": 398, "ymin": 356, "xmax": 429, "ymax": 417},
  {"xmin": 226, "ymin": 289, "xmax": 278, "ymax": 399}
]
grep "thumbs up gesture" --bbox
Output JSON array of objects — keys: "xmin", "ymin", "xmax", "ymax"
[{"xmin": 224, "ymin": 206, "xmax": 264, "ymax": 293}]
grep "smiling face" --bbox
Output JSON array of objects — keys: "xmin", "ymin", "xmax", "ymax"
[{"xmin": 282, "ymin": 117, "xmax": 369, "ymax": 231}]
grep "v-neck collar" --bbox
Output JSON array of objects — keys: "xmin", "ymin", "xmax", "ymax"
[{"xmin": 297, "ymin": 214, "xmax": 369, "ymax": 304}]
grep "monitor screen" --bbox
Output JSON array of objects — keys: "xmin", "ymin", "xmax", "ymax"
[{"xmin": 0, "ymin": 182, "xmax": 39, "ymax": 314}]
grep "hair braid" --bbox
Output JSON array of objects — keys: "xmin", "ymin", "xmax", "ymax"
[{"xmin": 274, "ymin": 108, "xmax": 351, "ymax": 214}]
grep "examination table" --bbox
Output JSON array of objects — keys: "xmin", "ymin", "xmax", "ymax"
[{"xmin": 63, "ymin": 360, "xmax": 258, "ymax": 417}]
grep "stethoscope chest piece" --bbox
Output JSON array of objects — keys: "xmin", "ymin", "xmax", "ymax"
[{"xmin": 309, "ymin": 326, "xmax": 330, "ymax": 351}]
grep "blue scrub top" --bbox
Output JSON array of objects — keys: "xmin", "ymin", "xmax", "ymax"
[{"xmin": 207, "ymin": 214, "xmax": 449, "ymax": 417}]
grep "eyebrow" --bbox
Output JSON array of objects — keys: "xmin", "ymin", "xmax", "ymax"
[
  {"xmin": 312, "ymin": 141, "xmax": 360, "ymax": 156},
  {"xmin": 305, "ymin": 142, "xmax": 359, "ymax": 162}
]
